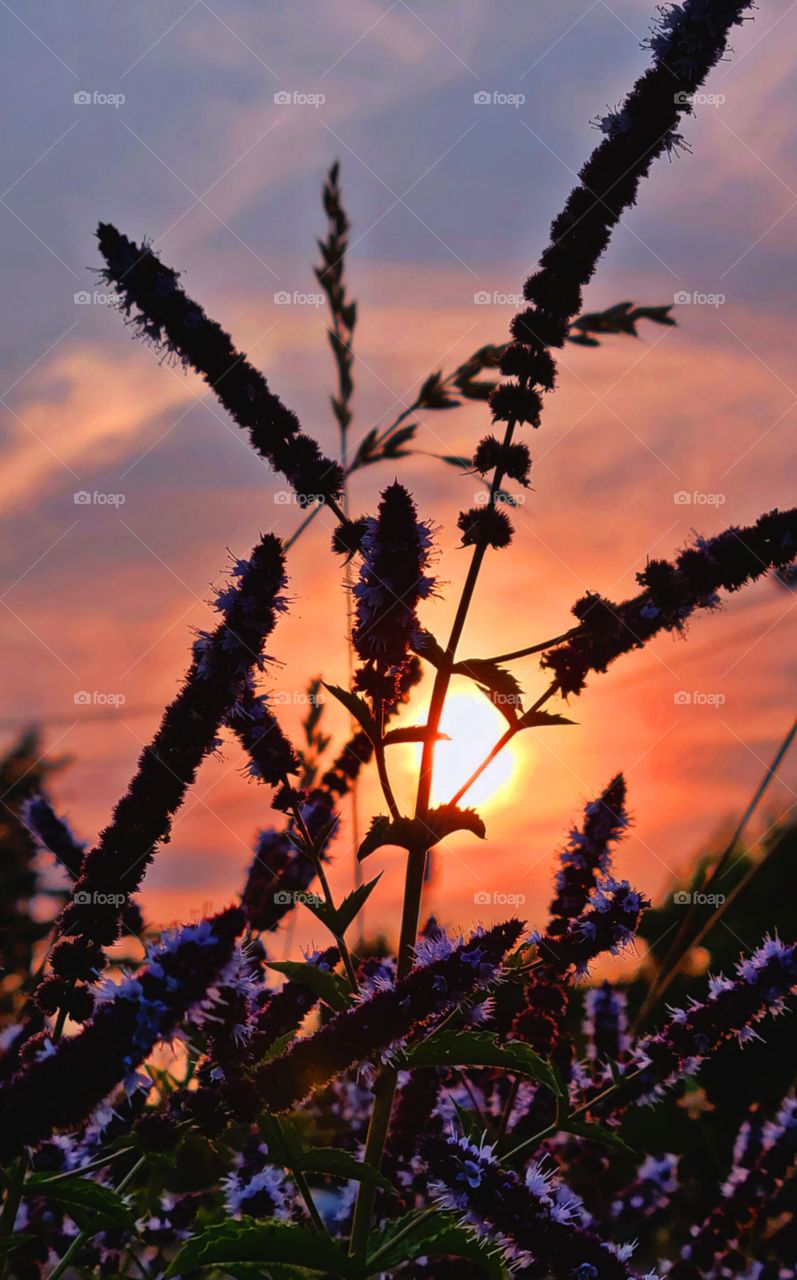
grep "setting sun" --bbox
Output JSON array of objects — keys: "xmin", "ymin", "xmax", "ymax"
[{"xmin": 418, "ymin": 691, "xmax": 521, "ymax": 809}]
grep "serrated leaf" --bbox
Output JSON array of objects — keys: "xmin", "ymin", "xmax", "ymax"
[
  {"xmin": 165, "ymin": 1221, "xmax": 360, "ymax": 1279},
  {"xmin": 357, "ymin": 806, "xmax": 485, "ymax": 861},
  {"xmin": 436, "ymin": 453, "xmax": 474, "ymax": 470},
  {"xmin": 26, "ymin": 1173, "xmax": 136, "ymax": 1232},
  {"xmin": 298, "ymin": 1148, "xmax": 394, "ymax": 1193},
  {"xmin": 367, "ymin": 1210, "xmax": 507, "ymax": 1276},
  {"xmin": 382, "ymin": 725, "xmax": 450, "ymax": 747},
  {"xmin": 516, "ymin": 708, "xmax": 576, "ymax": 731},
  {"xmin": 562, "ymin": 1119, "xmax": 634, "ymax": 1153},
  {"xmin": 322, "ymin": 683, "xmax": 378, "ymax": 742},
  {"xmin": 303, "ymin": 874, "xmax": 382, "ymax": 937},
  {"xmin": 411, "ymin": 629, "xmax": 447, "ymax": 668},
  {"xmin": 401, "ymin": 1031, "xmax": 562, "ymax": 1097},
  {"xmin": 453, "ymin": 658, "xmax": 524, "ymax": 723},
  {"xmin": 267, "ymin": 960, "xmax": 351, "ymax": 1013}
]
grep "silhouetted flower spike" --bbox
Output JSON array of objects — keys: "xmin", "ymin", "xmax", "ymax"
[
  {"xmin": 51, "ymin": 536, "xmax": 287, "ymax": 1005},
  {"xmin": 248, "ymin": 945, "xmax": 339, "ymax": 1063},
  {"xmin": 241, "ymin": 790, "xmax": 335, "ymax": 933},
  {"xmin": 226, "ymin": 676, "xmax": 300, "ymax": 787},
  {"xmin": 535, "ymin": 877, "xmax": 648, "ymax": 978},
  {"xmin": 458, "ymin": 505, "xmax": 513, "ymax": 549},
  {"xmin": 253, "ymin": 920, "xmax": 523, "ymax": 1113},
  {"xmin": 96, "ymin": 223, "xmax": 344, "ymax": 504},
  {"xmin": 543, "ymin": 508, "xmax": 797, "ymax": 695},
  {"xmin": 611, "ymin": 1152, "xmax": 679, "ymax": 1221},
  {"xmin": 548, "ymin": 774, "xmax": 628, "ymax": 934},
  {"xmin": 678, "ymin": 1096, "xmax": 797, "ymax": 1275},
  {"xmin": 473, "ymin": 436, "xmax": 531, "ymax": 486},
  {"xmin": 21, "ymin": 794, "xmax": 85, "ymax": 879},
  {"xmin": 599, "ymin": 937, "xmax": 797, "ymax": 1114},
  {"xmin": 427, "ymin": 1132, "xmax": 657, "ymax": 1280},
  {"xmin": 352, "ymin": 482, "xmax": 436, "ymax": 707},
  {"xmin": 0, "ymin": 908, "xmax": 244, "ymax": 1161}
]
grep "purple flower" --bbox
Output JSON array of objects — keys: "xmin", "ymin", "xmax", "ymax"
[{"xmin": 548, "ymin": 775, "xmax": 628, "ymax": 934}]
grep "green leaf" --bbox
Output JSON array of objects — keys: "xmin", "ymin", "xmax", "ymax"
[
  {"xmin": 322, "ymin": 683, "xmax": 378, "ymax": 742},
  {"xmin": 401, "ymin": 1031, "xmax": 562, "ymax": 1097},
  {"xmin": 26, "ymin": 1173, "xmax": 137, "ymax": 1232},
  {"xmin": 302, "ymin": 875, "xmax": 382, "ymax": 937},
  {"xmin": 358, "ymin": 806, "xmax": 485, "ymax": 861},
  {"xmin": 367, "ymin": 1210, "xmax": 507, "ymax": 1276},
  {"xmin": 165, "ymin": 1221, "xmax": 361, "ymax": 1279},
  {"xmin": 0, "ymin": 1236, "xmax": 34, "ymax": 1258},
  {"xmin": 298, "ymin": 1148, "xmax": 394, "ymax": 1193},
  {"xmin": 267, "ymin": 960, "xmax": 351, "ymax": 1013},
  {"xmin": 561, "ymin": 1119, "xmax": 634, "ymax": 1153}
]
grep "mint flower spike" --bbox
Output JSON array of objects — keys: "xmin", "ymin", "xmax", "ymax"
[
  {"xmin": 583, "ymin": 981, "xmax": 631, "ymax": 1066},
  {"xmin": 597, "ymin": 936, "xmax": 797, "ymax": 1115},
  {"xmin": 426, "ymin": 1130, "xmax": 660, "ymax": 1280},
  {"xmin": 39, "ymin": 536, "xmax": 288, "ymax": 1026},
  {"xmin": 352, "ymin": 481, "xmax": 436, "ymax": 710},
  {"xmin": 542, "ymin": 508, "xmax": 797, "ymax": 696},
  {"xmin": 0, "ymin": 908, "xmax": 245, "ymax": 1162},
  {"xmin": 547, "ymin": 774, "xmax": 628, "ymax": 934},
  {"xmin": 253, "ymin": 920, "xmax": 523, "ymax": 1113},
  {"xmin": 96, "ymin": 224, "xmax": 344, "ymax": 505},
  {"xmin": 674, "ymin": 1095, "xmax": 797, "ymax": 1278}
]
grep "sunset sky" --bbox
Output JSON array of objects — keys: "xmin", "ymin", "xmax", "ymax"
[{"xmin": 1, "ymin": 0, "xmax": 796, "ymax": 957}]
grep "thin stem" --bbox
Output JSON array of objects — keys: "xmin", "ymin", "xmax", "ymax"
[
  {"xmin": 292, "ymin": 1163, "xmax": 332, "ymax": 1236},
  {"xmin": 366, "ymin": 1206, "xmax": 437, "ymax": 1267},
  {"xmin": 635, "ymin": 715, "xmax": 797, "ymax": 1029},
  {"xmin": 447, "ymin": 684, "xmax": 557, "ymax": 808},
  {"xmin": 349, "ymin": 1069, "xmax": 397, "ymax": 1257},
  {"xmin": 486, "ymin": 628, "xmax": 580, "ymax": 664},
  {"xmin": 289, "ymin": 797, "xmax": 359, "ymax": 991}
]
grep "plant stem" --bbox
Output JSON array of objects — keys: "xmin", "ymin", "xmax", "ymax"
[{"xmin": 487, "ymin": 628, "xmax": 580, "ymax": 664}]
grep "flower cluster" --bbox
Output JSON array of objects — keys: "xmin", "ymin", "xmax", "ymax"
[
  {"xmin": 351, "ymin": 482, "xmax": 436, "ymax": 708},
  {"xmin": 0, "ymin": 908, "xmax": 244, "ymax": 1161},
  {"xmin": 97, "ymin": 224, "xmax": 344, "ymax": 504},
  {"xmin": 427, "ymin": 1132, "xmax": 657, "ymax": 1279},
  {"xmin": 548, "ymin": 774, "xmax": 629, "ymax": 933},
  {"xmin": 611, "ymin": 1152, "xmax": 679, "ymax": 1220},
  {"xmin": 542, "ymin": 509, "xmax": 797, "ymax": 695},
  {"xmin": 253, "ymin": 920, "xmax": 523, "ymax": 1113},
  {"xmin": 535, "ymin": 877, "xmax": 648, "ymax": 979},
  {"xmin": 240, "ymin": 789, "xmax": 336, "ymax": 932},
  {"xmin": 583, "ymin": 980, "xmax": 631, "ymax": 1065}
]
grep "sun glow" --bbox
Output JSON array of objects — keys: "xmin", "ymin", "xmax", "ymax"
[{"xmin": 418, "ymin": 692, "xmax": 519, "ymax": 809}]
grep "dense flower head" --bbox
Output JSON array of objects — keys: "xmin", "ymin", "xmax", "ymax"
[
  {"xmin": 488, "ymin": 381, "xmax": 543, "ymax": 426},
  {"xmin": 0, "ymin": 908, "xmax": 244, "ymax": 1161},
  {"xmin": 427, "ymin": 1131, "xmax": 655, "ymax": 1279},
  {"xmin": 473, "ymin": 436, "xmax": 532, "ymax": 485},
  {"xmin": 222, "ymin": 1142, "xmax": 294, "ymax": 1219},
  {"xmin": 352, "ymin": 482, "xmax": 436, "ymax": 705},
  {"xmin": 458, "ymin": 504, "xmax": 514, "ymax": 549},
  {"xmin": 542, "ymin": 509, "xmax": 797, "ymax": 695},
  {"xmin": 583, "ymin": 981, "xmax": 631, "ymax": 1064},
  {"xmin": 225, "ymin": 675, "xmax": 300, "ymax": 787},
  {"xmin": 535, "ymin": 876, "xmax": 648, "ymax": 978},
  {"xmin": 253, "ymin": 920, "xmax": 523, "ymax": 1112},
  {"xmin": 241, "ymin": 789, "xmax": 335, "ymax": 932},
  {"xmin": 97, "ymin": 224, "xmax": 343, "ymax": 503},
  {"xmin": 548, "ymin": 774, "xmax": 629, "ymax": 934}
]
